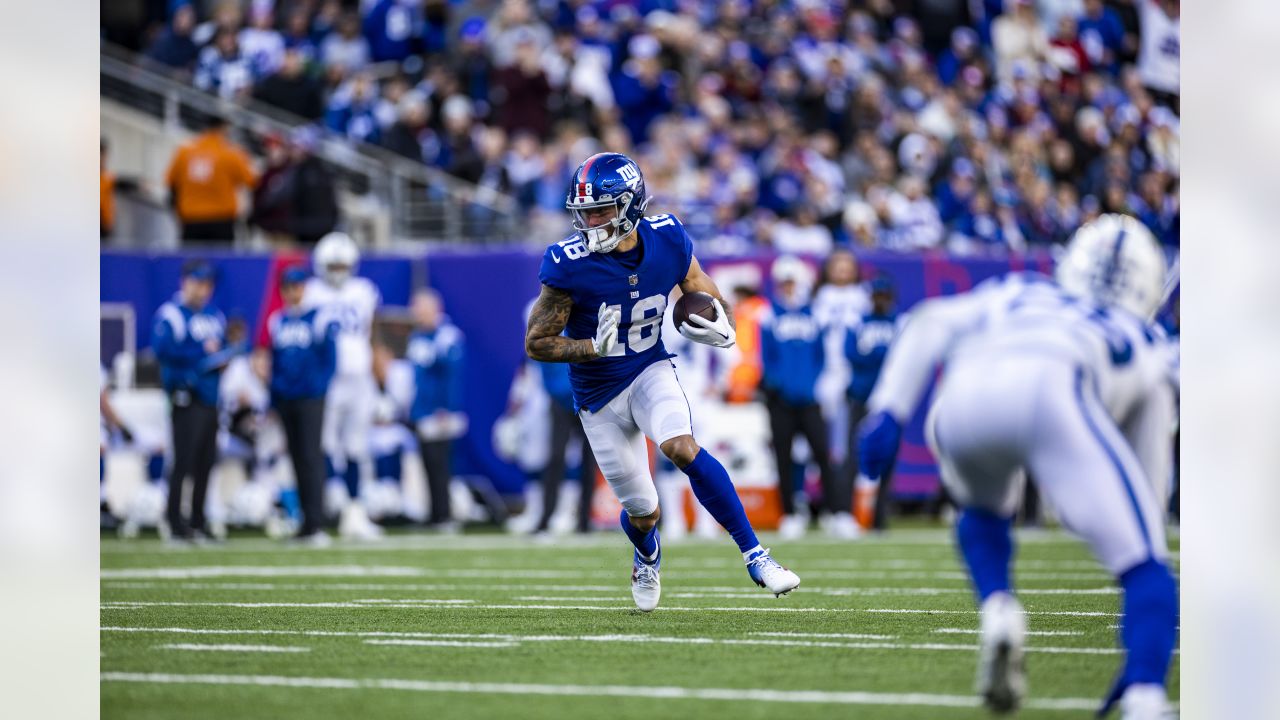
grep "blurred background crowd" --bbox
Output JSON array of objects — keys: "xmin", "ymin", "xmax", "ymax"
[{"xmin": 101, "ymin": 0, "xmax": 1179, "ymax": 254}]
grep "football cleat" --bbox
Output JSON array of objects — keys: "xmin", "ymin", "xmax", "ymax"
[
  {"xmin": 339, "ymin": 503, "xmax": 384, "ymax": 541},
  {"xmin": 1119, "ymin": 684, "xmax": 1174, "ymax": 720},
  {"xmin": 630, "ymin": 549, "xmax": 661, "ymax": 613},
  {"xmin": 777, "ymin": 514, "xmax": 806, "ymax": 540},
  {"xmin": 826, "ymin": 512, "xmax": 863, "ymax": 541},
  {"xmin": 746, "ymin": 548, "xmax": 801, "ymax": 596},
  {"xmin": 977, "ymin": 592, "xmax": 1027, "ymax": 714}
]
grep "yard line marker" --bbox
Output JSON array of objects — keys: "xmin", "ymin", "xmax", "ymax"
[
  {"xmin": 99, "ymin": 671, "xmax": 1104, "ymax": 711},
  {"xmin": 157, "ymin": 643, "xmax": 309, "ymax": 653},
  {"xmin": 862, "ymin": 608, "xmax": 1118, "ymax": 617},
  {"xmin": 365, "ymin": 639, "xmax": 518, "ymax": 649},
  {"xmin": 100, "ymin": 566, "xmax": 425, "ymax": 579}
]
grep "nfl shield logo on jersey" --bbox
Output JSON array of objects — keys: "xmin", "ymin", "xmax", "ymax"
[{"xmin": 628, "ymin": 274, "xmax": 639, "ymax": 286}]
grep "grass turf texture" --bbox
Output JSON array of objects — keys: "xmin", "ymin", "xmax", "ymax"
[{"xmin": 101, "ymin": 525, "xmax": 1179, "ymax": 719}]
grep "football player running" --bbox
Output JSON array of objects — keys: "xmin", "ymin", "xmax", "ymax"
[
  {"xmin": 858, "ymin": 214, "xmax": 1178, "ymax": 719},
  {"xmin": 526, "ymin": 153, "xmax": 800, "ymax": 612},
  {"xmin": 304, "ymin": 232, "xmax": 384, "ymax": 540}
]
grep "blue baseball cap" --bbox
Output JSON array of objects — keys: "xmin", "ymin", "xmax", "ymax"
[
  {"xmin": 182, "ymin": 260, "xmax": 216, "ymax": 281},
  {"xmin": 870, "ymin": 276, "xmax": 895, "ymax": 294},
  {"xmin": 281, "ymin": 266, "xmax": 310, "ymax": 286}
]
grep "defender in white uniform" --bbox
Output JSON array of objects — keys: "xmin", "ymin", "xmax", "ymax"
[
  {"xmin": 303, "ymin": 232, "xmax": 383, "ymax": 539},
  {"xmin": 858, "ymin": 215, "xmax": 1178, "ymax": 719}
]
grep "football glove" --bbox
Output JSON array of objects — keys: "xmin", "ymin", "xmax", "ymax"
[
  {"xmin": 857, "ymin": 410, "xmax": 902, "ymax": 481},
  {"xmin": 679, "ymin": 297, "xmax": 736, "ymax": 348},
  {"xmin": 592, "ymin": 302, "xmax": 621, "ymax": 357}
]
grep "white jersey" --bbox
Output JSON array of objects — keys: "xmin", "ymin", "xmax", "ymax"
[
  {"xmin": 1137, "ymin": 0, "xmax": 1179, "ymax": 95},
  {"xmin": 303, "ymin": 277, "xmax": 381, "ymax": 379},
  {"xmin": 871, "ymin": 273, "xmax": 1172, "ymax": 423}
]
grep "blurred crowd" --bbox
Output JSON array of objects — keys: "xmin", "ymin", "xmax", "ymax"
[{"xmin": 106, "ymin": 0, "xmax": 1179, "ymax": 254}]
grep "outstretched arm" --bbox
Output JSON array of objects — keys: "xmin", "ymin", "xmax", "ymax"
[
  {"xmin": 678, "ymin": 255, "xmax": 734, "ymax": 329},
  {"xmin": 525, "ymin": 284, "xmax": 599, "ymax": 363}
]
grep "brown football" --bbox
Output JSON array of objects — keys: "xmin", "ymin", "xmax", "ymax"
[{"xmin": 673, "ymin": 291, "xmax": 718, "ymax": 330}]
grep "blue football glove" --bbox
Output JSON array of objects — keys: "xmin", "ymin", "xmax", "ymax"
[{"xmin": 858, "ymin": 410, "xmax": 902, "ymax": 481}]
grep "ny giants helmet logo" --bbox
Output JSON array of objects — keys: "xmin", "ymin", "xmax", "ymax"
[{"xmin": 617, "ymin": 163, "xmax": 641, "ymax": 189}]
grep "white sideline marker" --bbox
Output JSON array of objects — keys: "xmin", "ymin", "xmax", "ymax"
[
  {"xmin": 100, "ymin": 671, "xmax": 1104, "ymax": 711},
  {"xmin": 158, "ymin": 644, "xmax": 310, "ymax": 653}
]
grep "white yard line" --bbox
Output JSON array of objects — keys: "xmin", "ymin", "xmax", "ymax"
[
  {"xmin": 101, "ymin": 600, "xmax": 1120, "ymax": 616},
  {"xmin": 157, "ymin": 643, "xmax": 310, "ymax": 653},
  {"xmin": 100, "ymin": 566, "xmax": 426, "ymax": 579},
  {"xmin": 100, "ymin": 627, "xmax": 1120, "ymax": 655},
  {"xmin": 932, "ymin": 629, "xmax": 1087, "ymax": 637},
  {"xmin": 99, "ymin": 671, "xmax": 1103, "ymax": 711},
  {"xmin": 748, "ymin": 632, "xmax": 898, "ymax": 640}
]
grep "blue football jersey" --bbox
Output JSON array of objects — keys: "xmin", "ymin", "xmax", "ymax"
[{"xmin": 538, "ymin": 213, "xmax": 694, "ymax": 412}]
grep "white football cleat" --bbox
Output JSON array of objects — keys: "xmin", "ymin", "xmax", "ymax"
[
  {"xmin": 977, "ymin": 592, "xmax": 1027, "ymax": 714},
  {"xmin": 294, "ymin": 530, "xmax": 333, "ymax": 549},
  {"xmin": 1120, "ymin": 684, "xmax": 1174, "ymax": 720},
  {"xmin": 746, "ymin": 548, "xmax": 801, "ymax": 596},
  {"xmin": 777, "ymin": 514, "xmax": 806, "ymax": 540},
  {"xmin": 325, "ymin": 481, "xmax": 350, "ymax": 519},
  {"xmin": 826, "ymin": 512, "xmax": 863, "ymax": 541},
  {"xmin": 339, "ymin": 503, "xmax": 384, "ymax": 541},
  {"xmin": 631, "ymin": 550, "xmax": 661, "ymax": 612}
]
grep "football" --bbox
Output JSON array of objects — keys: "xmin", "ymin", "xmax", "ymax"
[{"xmin": 673, "ymin": 290, "xmax": 718, "ymax": 329}]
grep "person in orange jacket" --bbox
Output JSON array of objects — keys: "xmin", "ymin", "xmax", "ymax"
[{"xmin": 165, "ymin": 114, "xmax": 257, "ymax": 243}]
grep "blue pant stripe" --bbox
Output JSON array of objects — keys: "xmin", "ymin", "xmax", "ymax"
[{"xmin": 1072, "ymin": 367, "xmax": 1153, "ymax": 558}]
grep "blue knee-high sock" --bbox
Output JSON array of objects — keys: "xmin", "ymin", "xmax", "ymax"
[
  {"xmin": 684, "ymin": 449, "xmax": 760, "ymax": 554},
  {"xmin": 619, "ymin": 509, "xmax": 659, "ymax": 563},
  {"xmin": 1099, "ymin": 559, "xmax": 1178, "ymax": 713},
  {"xmin": 325, "ymin": 455, "xmax": 341, "ymax": 483},
  {"xmin": 956, "ymin": 507, "xmax": 1014, "ymax": 602},
  {"xmin": 375, "ymin": 453, "xmax": 402, "ymax": 484},
  {"xmin": 280, "ymin": 488, "xmax": 301, "ymax": 522},
  {"xmin": 147, "ymin": 453, "xmax": 166, "ymax": 484},
  {"xmin": 342, "ymin": 461, "xmax": 361, "ymax": 499}
]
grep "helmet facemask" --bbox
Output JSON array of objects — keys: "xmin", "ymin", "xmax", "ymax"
[{"xmin": 570, "ymin": 192, "xmax": 635, "ymax": 254}]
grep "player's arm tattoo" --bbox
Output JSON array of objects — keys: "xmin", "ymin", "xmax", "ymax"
[
  {"xmin": 679, "ymin": 255, "xmax": 736, "ymax": 329},
  {"xmin": 525, "ymin": 284, "xmax": 599, "ymax": 363}
]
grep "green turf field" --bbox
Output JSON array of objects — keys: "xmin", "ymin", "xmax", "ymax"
[{"xmin": 100, "ymin": 526, "xmax": 1179, "ymax": 719}]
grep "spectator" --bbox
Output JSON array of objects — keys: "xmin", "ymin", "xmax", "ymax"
[
  {"xmin": 844, "ymin": 276, "xmax": 900, "ymax": 530},
  {"xmin": 611, "ymin": 35, "xmax": 676, "ymax": 145},
  {"xmin": 267, "ymin": 266, "xmax": 338, "ymax": 545},
  {"xmin": 492, "ymin": 30, "xmax": 552, "ymax": 139},
  {"xmin": 951, "ymin": 188, "xmax": 1010, "ymax": 252},
  {"xmin": 152, "ymin": 261, "xmax": 240, "ymax": 543},
  {"xmin": 1077, "ymin": 0, "xmax": 1126, "ymax": 72},
  {"xmin": 253, "ymin": 48, "xmax": 324, "ymax": 121},
  {"xmin": 239, "ymin": 6, "xmax": 286, "ymax": 80},
  {"xmin": 382, "ymin": 93, "xmax": 440, "ymax": 164},
  {"xmin": 325, "ymin": 72, "xmax": 382, "ymax": 144},
  {"xmin": 144, "ymin": 3, "xmax": 199, "ymax": 73},
  {"xmin": 281, "ymin": 8, "xmax": 319, "ymax": 64},
  {"xmin": 288, "ymin": 127, "xmax": 339, "ymax": 245},
  {"xmin": 320, "ymin": 12, "xmax": 370, "ymax": 75},
  {"xmin": 758, "ymin": 256, "xmax": 840, "ymax": 540},
  {"xmin": 100, "ymin": 139, "xmax": 140, "ymax": 240},
  {"xmin": 937, "ymin": 27, "xmax": 981, "ymax": 86},
  {"xmin": 885, "ymin": 175, "xmax": 944, "ymax": 250},
  {"xmin": 407, "ymin": 289, "xmax": 467, "ymax": 530},
  {"xmin": 992, "ymin": 0, "xmax": 1050, "ymax": 83},
  {"xmin": 934, "ymin": 158, "xmax": 979, "ymax": 225},
  {"xmin": 842, "ymin": 201, "xmax": 884, "ymax": 248},
  {"xmin": 439, "ymin": 95, "xmax": 483, "ymax": 182},
  {"xmin": 194, "ymin": 28, "xmax": 253, "ymax": 100},
  {"xmin": 165, "ymin": 114, "xmax": 257, "ymax": 243},
  {"xmin": 363, "ymin": 0, "xmax": 422, "ymax": 63},
  {"xmin": 1136, "ymin": 0, "xmax": 1180, "ymax": 112},
  {"xmin": 771, "ymin": 205, "xmax": 834, "ymax": 256},
  {"xmin": 249, "ymin": 133, "xmax": 295, "ymax": 244}
]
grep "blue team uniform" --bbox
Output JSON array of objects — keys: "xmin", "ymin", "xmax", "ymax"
[
  {"xmin": 759, "ymin": 300, "xmax": 825, "ymax": 405},
  {"xmin": 151, "ymin": 295, "xmax": 229, "ymax": 407},
  {"xmin": 845, "ymin": 311, "xmax": 899, "ymax": 404},
  {"xmin": 407, "ymin": 321, "xmax": 466, "ymax": 421},
  {"xmin": 538, "ymin": 213, "xmax": 693, "ymax": 412},
  {"xmin": 268, "ymin": 307, "xmax": 338, "ymax": 404}
]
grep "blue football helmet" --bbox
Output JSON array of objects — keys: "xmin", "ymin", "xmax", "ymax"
[{"xmin": 565, "ymin": 152, "xmax": 650, "ymax": 253}]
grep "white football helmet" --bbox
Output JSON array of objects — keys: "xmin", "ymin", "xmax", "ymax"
[
  {"xmin": 314, "ymin": 232, "xmax": 359, "ymax": 286},
  {"xmin": 1056, "ymin": 214, "xmax": 1167, "ymax": 319}
]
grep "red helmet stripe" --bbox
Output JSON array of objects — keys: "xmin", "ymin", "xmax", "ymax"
[{"xmin": 578, "ymin": 153, "xmax": 608, "ymax": 185}]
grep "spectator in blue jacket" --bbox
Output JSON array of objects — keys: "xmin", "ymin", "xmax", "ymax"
[
  {"xmin": 268, "ymin": 266, "xmax": 338, "ymax": 544},
  {"xmin": 144, "ymin": 3, "xmax": 199, "ymax": 73},
  {"xmin": 407, "ymin": 288, "xmax": 466, "ymax": 528},
  {"xmin": 363, "ymin": 0, "xmax": 422, "ymax": 64},
  {"xmin": 759, "ymin": 256, "xmax": 839, "ymax": 539},
  {"xmin": 844, "ymin": 275, "xmax": 900, "ymax": 530},
  {"xmin": 152, "ymin": 260, "xmax": 241, "ymax": 542}
]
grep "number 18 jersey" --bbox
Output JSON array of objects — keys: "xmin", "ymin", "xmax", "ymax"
[{"xmin": 538, "ymin": 214, "xmax": 694, "ymax": 412}]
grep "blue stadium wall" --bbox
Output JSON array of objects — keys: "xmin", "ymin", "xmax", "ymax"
[{"xmin": 101, "ymin": 248, "xmax": 1054, "ymax": 497}]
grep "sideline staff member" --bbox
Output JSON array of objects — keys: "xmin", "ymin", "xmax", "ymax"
[
  {"xmin": 152, "ymin": 261, "xmax": 240, "ymax": 541},
  {"xmin": 165, "ymin": 114, "xmax": 256, "ymax": 243},
  {"xmin": 268, "ymin": 266, "xmax": 339, "ymax": 544}
]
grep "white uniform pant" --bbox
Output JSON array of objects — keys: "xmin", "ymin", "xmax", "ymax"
[
  {"xmin": 926, "ymin": 355, "xmax": 1168, "ymax": 576},
  {"xmin": 323, "ymin": 373, "xmax": 376, "ymax": 469},
  {"xmin": 579, "ymin": 360, "xmax": 694, "ymax": 518}
]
